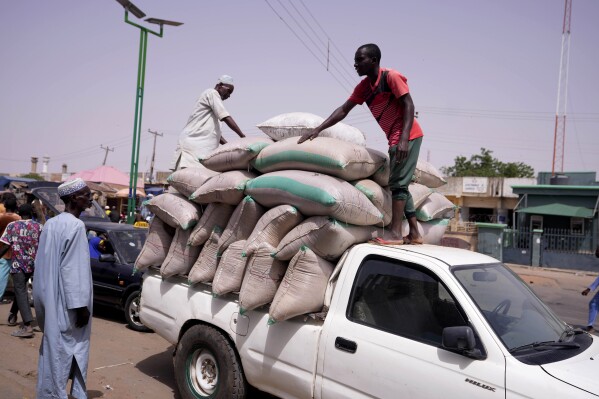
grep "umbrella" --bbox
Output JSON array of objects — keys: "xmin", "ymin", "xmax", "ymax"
[{"xmin": 115, "ymin": 188, "xmax": 146, "ymax": 198}]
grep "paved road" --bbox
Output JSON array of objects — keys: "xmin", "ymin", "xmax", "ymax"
[{"xmin": 0, "ymin": 264, "xmax": 597, "ymax": 399}]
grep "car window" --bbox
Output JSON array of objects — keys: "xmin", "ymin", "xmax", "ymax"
[
  {"xmin": 453, "ymin": 264, "xmax": 564, "ymax": 350},
  {"xmin": 110, "ymin": 230, "xmax": 147, "ymax": 264},
  {"xmin": 348, "ymin": 256, "xmax": 468, "ymax": 346}
]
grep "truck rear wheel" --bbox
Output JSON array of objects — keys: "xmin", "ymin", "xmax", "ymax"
[{"xmin": 175, "ymin": 324, "xmax": 247, "ymax": 399}]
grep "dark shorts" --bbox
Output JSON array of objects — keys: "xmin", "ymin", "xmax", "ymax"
[{"xmin": 388, "ymin": 137, "xmax": 422, "ymax": 217}]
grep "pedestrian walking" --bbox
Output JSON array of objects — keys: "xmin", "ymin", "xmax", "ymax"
[
  {"xmin": 581, "ymin": 247, "xmax": 599, "ymax": 333},
  {"xmin": 298, "ymin": 43, "xmax": 424, "ymax": 245},
  {"xmin": 33, "ymin": 178, "xmax": 93, "ymax": 399},
  {"xmin": 0, "ymin": 203, "xmax": 42, "ymax": 337},
  {"xmin": 0, "ymin": 193, "xmax": 21, "ymax": 303}
]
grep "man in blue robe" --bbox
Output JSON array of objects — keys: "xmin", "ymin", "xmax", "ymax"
[{"xmin": 34, "ymin": 178, "xmax": 93, "ymax": 399}]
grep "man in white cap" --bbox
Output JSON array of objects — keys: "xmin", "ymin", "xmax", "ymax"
[
  {"xmin": 34, "ymin": 178, "xmax": 94, "ymax": 399},
  {"xmin": 171, "ymin": 75, "xmax": 246, "ymax": 170}
]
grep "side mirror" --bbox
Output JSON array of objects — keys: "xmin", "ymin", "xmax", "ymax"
[
  {"xmin": 442, "ymin": 326, "xmax": 485, "ymax": 360},
  {"xmin": 99, "ymin": 253, "xmax": 117, "ymax": 263}
]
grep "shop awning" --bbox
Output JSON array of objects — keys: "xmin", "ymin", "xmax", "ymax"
[{"xmin": 516, "ymin": 203, "xmax": 594, "ymax": 218}]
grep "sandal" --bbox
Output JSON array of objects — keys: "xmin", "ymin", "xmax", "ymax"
[
  {"xmin": 7, "ymin": 313, "xmax": 17, "ymax": 326},
  {"xmin": 369, "ymin": 237, "xmax": 404, "ymax": 246}
]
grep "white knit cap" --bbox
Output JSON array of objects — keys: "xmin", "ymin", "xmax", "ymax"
[
  {"xmin": 218, "ymin": 75, "xmax": 234, "ymax": 85},
  {"xmin": 58, "ymin": 178, "xmax": 88, "ymax": 197}
]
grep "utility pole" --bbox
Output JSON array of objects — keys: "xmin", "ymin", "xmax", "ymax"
[
  {"xmin": 147, "ymin": 129, "xmax": 163, "ymax": 183},
  {"xmin": 100, "ymin": 145, "xmax": 115, "ymax": 166},
  {"xmin": 552, "ymin": 0, "xmax": 572, "ymax": 176}
]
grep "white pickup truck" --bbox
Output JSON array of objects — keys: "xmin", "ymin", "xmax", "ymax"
[{"xmin": 140, "ymin": 244, "xmax": 599, "ymax": 399}]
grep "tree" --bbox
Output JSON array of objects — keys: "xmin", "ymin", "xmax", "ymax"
[
  {"xmin": 441, "ymin": 148, "xmax": 534, "ymax": 178},
  {"xmin": 20, "ymin": 173, "xmax": 44, "ymax": 181}
]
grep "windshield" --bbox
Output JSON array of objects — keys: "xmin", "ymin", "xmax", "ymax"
[
  {"xmin": 453, "ymin": 263, "xmax": 565, "ymax": 351},
  {"xmin": 110, "ymin": 230, "xmax": 147, "ymax": 264},
  {"xmin": 32, "ymin": 187, "xmax": 108, "ymax": 221}
]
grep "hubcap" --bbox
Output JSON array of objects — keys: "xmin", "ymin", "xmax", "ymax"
[
  {"xmin": 189, "ymin": 349, "xmax": 218, "ymax": 396},
  {"xmin": 129, "ymin": 294, "xmax": 143, "ymax": 326}
]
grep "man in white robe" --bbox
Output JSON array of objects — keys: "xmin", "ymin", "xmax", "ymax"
[
  {"xmin": 34, "ymin": 178, "xmax": 93, "ymax": 399},
  {"xmin": 170, "ymin": 74, "xmax": 246, "ymax": 170}
]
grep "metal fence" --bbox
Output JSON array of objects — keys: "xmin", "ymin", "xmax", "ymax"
[{"xmin": 542, "ymin": 228, "xmax": 594, "ymax": 254}]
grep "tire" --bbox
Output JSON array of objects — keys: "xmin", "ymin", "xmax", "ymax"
[
  {"xmin": 124, "ymin": 290, "xmax": 152, "ymax": 332},
  {"xmin": 175, "ymin": 324, "xmax": 247, "ymax": 399}
]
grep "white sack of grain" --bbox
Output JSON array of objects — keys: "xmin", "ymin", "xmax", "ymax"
[
  {"xmin": 245, "ymin": 170, "xmax": 383, "ymax": 226},
  {"xmin": 199, "ymin": 137, "xmax": 274, "ymax": 172},
  {"xmin": 413, "ymin": 160, "xmax": 447, "ymax": 188},
  {"xmin": 189, "ymin": 170, "xmax": 256, "ymax": 205},
  {"xmin": 409, "ymin": 182, "xmax": 433, "ymax": 209},
  {"xmin": 166, "ymin": 166, "xmax": 219, "ymax": 198},
  {"xmin": 239, "ymin": 243, "xmax": 287, "ymax": 313},
  {"xmin": 217, "ymin": 196, "xmax": 266, "ymax": 253},
  {"xmin": 145, "ymin": 193, "xmax": 202, "ymax": 230},
  {"xmin": 134, "ymin": 217, "xmax": 175, "ymax": 272},
  {"xmin": 212, "ymin": 240, "xmax": 248, "ymax": 296},
  {"xmin": 275, "ymin": 216, "xmax": 383, "ymax": 261},
  {"xmin": 419, "ymin": 219, "xmax": 450, "ymax": 245},
  {"xmin": 161, "ymin": 228, "xmax": 202, "ymax": 278},
  {"xmin": 252, "ymin": 137, "xmax": 386, "ymax": 181},
  {"xmin": 351, "ymin": 179, "xmax": 392, "ymax": 226},
  {"xmin": 268, "ymin": 247, "xmax": 334, "ymax": 323},
  {"xmin": 188, "ymin": 203, "xmax": 235, "ymax": 246},
  {"xmin": 243, "ymin": 205, "xmax": 304, "ymax": 257},
  {"xmin": 188, "ymin": 228, "xmax": 222, "ymax": 284},
  {"xmin": 256, "ymin": 112, "xmax": 366, "ymax": 146},
  {"xmin": 369, "ymin": 149, "xmax": 390, "ymax": 187},
  {"xmin": 415, "ymin": 192, "xmax": 455, "ymax": 222}
]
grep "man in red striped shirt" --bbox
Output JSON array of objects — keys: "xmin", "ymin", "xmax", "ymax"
[{"xmin": 299, "ymin": 43, "xmax": 423, "ymax": 245}]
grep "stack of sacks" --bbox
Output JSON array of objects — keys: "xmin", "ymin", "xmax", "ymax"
[
  {"xmin": 135, "ymin": 114, "xmax": 455, "ymax": 322},
  {"xmin": 188, "ymin": 196, "xmax": 265, "ymax": 284},
  {"xmin": 212, "ymin": 204, "xmax": 303, "ymax": 296}
]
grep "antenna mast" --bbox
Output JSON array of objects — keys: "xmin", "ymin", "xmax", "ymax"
[{"xmin": 552, "ymin": 0, "xmax": 572, "ymax": 175}]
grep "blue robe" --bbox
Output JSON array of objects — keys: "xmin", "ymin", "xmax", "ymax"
[{"xmin": 33, "ymin": 212, "xmax": 93, "ymax": 399}]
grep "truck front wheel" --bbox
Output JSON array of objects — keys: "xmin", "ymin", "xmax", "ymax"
[{"xmin": 175, "ymin": 325, "xmax": 247, "ymax": 399}]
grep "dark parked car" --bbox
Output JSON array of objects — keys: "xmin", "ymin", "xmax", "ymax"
[{"xmin": 31, "ymin": 187, "xmax": 150, "ymax": 332}]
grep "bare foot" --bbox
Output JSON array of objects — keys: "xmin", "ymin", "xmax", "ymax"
[{"xmin": 403, "ymin": 235, "xmax": 424, "ymax": 245}]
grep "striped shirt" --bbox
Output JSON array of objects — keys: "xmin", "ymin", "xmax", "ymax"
[{"xmin": 349, "ymin": 67, "xmax": 424, "ymax": 146}]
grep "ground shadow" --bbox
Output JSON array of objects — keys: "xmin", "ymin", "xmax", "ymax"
[{"xmin": 135, "ymin": 345, "xmax": 181, "ymax": 398}]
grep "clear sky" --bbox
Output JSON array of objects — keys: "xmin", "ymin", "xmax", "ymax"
[{"xmin": 1, "ymin": 0, "xmax": 598, "ymax": 179}]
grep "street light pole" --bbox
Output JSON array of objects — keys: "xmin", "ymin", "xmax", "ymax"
[{"xmin": 115, "ymin": 1, "xmax": 181, "ymax": 223}]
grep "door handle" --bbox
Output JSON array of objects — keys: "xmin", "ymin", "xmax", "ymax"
[{"xmin": 335, "ymin": 337, "xmax": 357, "ymax": 353}]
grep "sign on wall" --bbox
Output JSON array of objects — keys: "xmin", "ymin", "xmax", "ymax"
[{"xmin": 463, "ymin": 177, "xmax": 488, "ymax": 193}]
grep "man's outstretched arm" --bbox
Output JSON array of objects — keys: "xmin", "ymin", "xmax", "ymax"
[
  {"xmin": 298, "ymin": 100, "xmax": 357, "ymax": 143},
  {"xmin": 222, "ymin": 116, "xmax": 246, "ymax": 138}
]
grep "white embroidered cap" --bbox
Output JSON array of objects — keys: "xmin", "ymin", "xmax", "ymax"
[
  {"xmin": 218, "ymin": 75, "xmax": 234, "ymax": 85},
  {"xmin": 58, "ymin": 178, "xmax": 88, "ymax": 197}
]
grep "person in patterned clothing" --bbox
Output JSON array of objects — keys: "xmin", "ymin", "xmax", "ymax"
[
  {"xmin": 0, "ymin": 203, "xmax": 42, "ymax": 337},
  {"xmin": 299, "ymin": 43, "xmax": 424, "ymax": 245}
]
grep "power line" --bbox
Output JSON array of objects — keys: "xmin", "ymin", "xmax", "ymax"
[
  {"xmin": 284, "ymin": 0, "xmax": 358, "ymax": 86},
  {"xmin": 263, "ymin": 0, "xmax": 354, "ymax": 93}
]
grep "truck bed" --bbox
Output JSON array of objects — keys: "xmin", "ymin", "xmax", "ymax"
[{"xmin": 140, "ymin": 269, "xmax": 326, "ymax": 398}]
